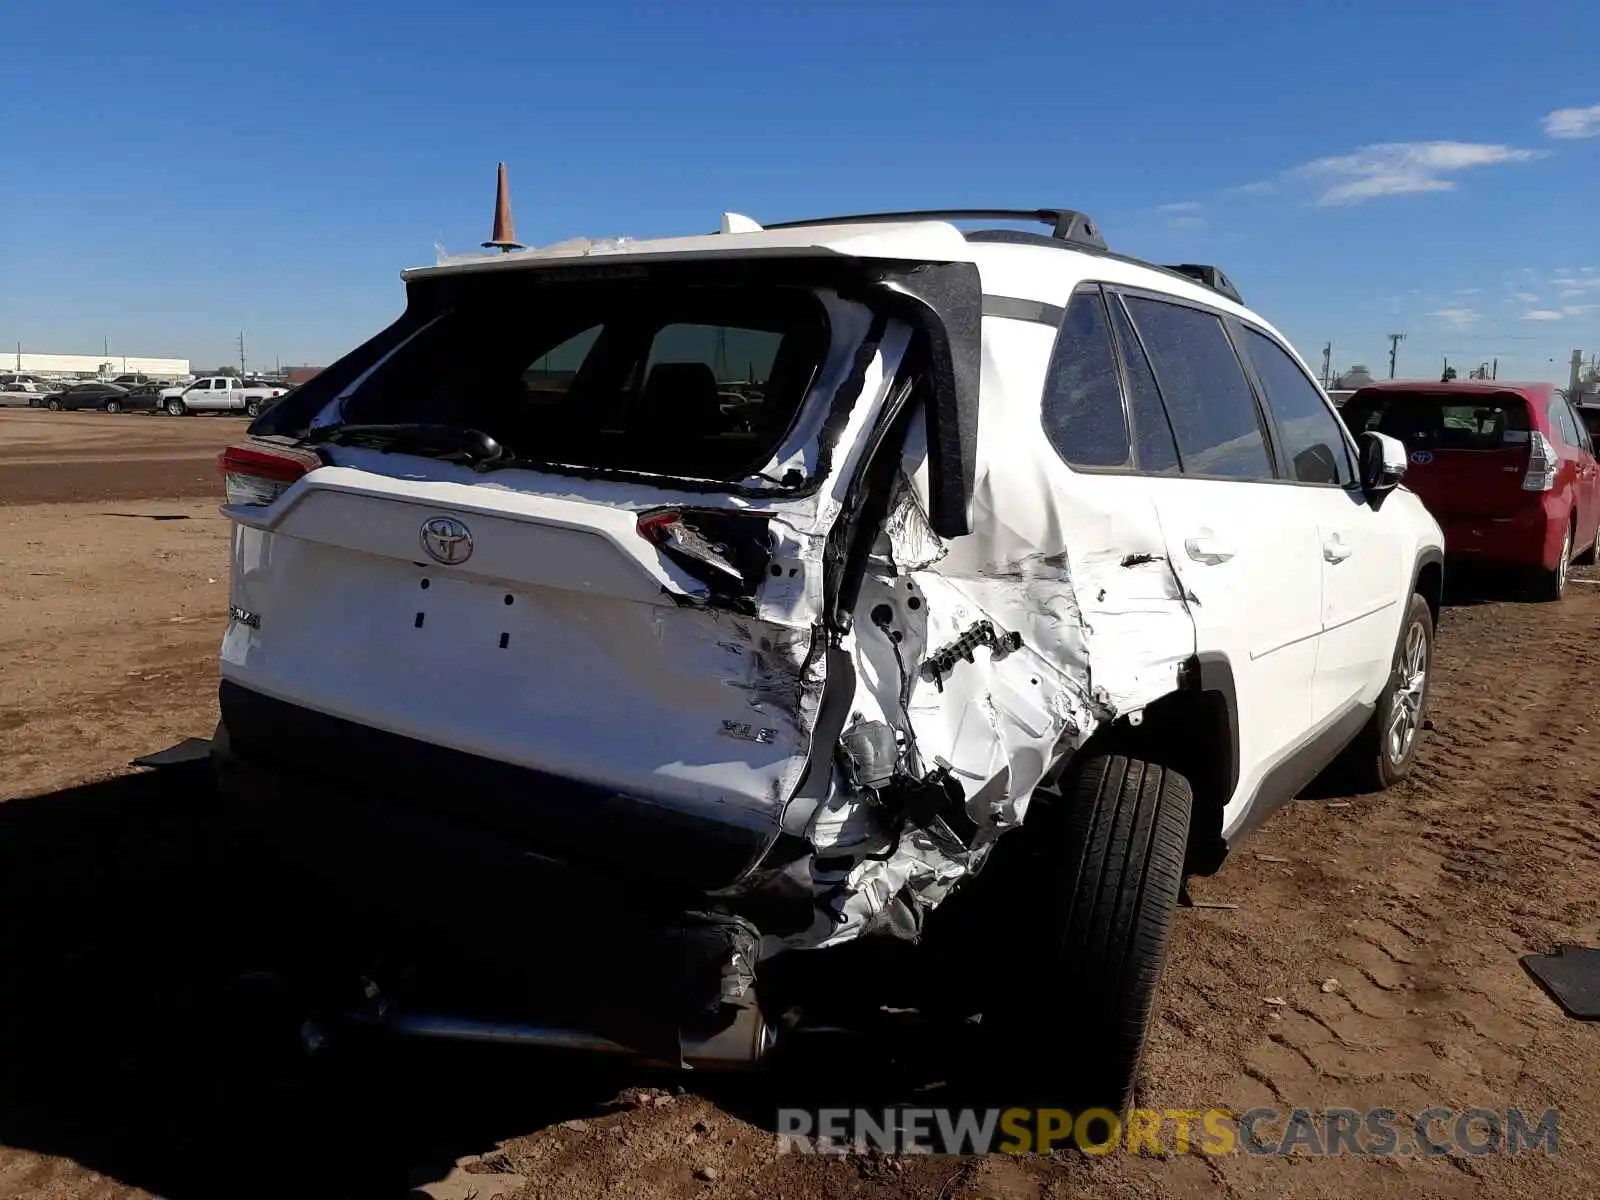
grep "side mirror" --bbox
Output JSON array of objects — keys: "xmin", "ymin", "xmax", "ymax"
[{"xmin": 1358, "ymin": 431, "xmax": 1407, "ymax": 499}]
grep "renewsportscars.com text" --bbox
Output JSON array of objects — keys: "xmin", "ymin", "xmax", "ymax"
[{"xmin": 776, "ymin": 1106, "xmax": 1560, "ymax": 1157}]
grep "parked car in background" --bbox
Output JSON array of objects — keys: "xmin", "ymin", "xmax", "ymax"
[
  {"xmin": 0, "ymin": 381, "xmax": 42, "ymax": 406},
  {"xmin": 1341, "ymin": 380, "xmax": 1600, "ymax": 599},
  {"xmin": 42, "ymin": 382, "xmax": 161, "ymax": 414},
  {"xmin": 161, "ymin": 375, "xmax": 288, "ymax": 417}
]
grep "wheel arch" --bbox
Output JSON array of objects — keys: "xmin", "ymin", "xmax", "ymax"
[
  {"xmin": 1413, "ymin": 545, "xmax": 1443, "ymax": 628},
  {"xmin": 1090, "ymin": 652, "xmax": 1237, "ymax": 878}
]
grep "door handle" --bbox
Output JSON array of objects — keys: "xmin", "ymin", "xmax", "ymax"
[
  {"xmin": 1184, "ymin": 534, "xmax": 1234, "ymax": 565},
  {"xmin": 1323, "ymin": 535, "xmax": 1353, "ymax": 564}
]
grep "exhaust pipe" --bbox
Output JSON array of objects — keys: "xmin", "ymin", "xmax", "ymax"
[{"xmin": 371, "ymin": 1003, "xmax": 775, "ymax": 1071}]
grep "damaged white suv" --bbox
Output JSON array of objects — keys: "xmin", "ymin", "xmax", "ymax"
[{"xmin": 212, "ymin": 208, "xmax": 1443, "ymax": 1110}]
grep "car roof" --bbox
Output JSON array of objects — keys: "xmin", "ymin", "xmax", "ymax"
[
  {"xmin": 402, "ymin": 213, "xmax": 1284, "ymax": 343},
  {"xmin": 1351, "ymin": 379, "xmax": 1554, "ymax": 401}
]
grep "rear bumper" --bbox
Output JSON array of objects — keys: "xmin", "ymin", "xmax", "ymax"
[
  {"xmin": 214, "ymin": 680, "xmax": 779, "ymax": 894},
  {"xmin": 1438, "ymin": 499, "xmax": 1566, "ymax": 570},
  {"xmin": 212, "ymin": 691, "xmax": 772, "ymax": 1060}
]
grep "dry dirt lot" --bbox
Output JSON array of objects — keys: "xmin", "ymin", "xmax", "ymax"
[{"xmin": 1, "ymin": 408, "xmax": 1598, "ymax": 1200}]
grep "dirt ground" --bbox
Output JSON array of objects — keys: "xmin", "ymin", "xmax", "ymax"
[{"xmin": 2, "ymin": 408, "xmax": 1598, "ymax": 1200}]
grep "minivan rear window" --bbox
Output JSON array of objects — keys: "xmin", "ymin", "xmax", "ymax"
[
  {"xmin": 1342, "ymin": 392, "xmax": 1531, "ymax": 452},
  {"xmin": 337, "ymin": 283, "xmax": 830, "ymax": 482}
]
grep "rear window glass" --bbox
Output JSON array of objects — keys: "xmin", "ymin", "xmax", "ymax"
[
  {"xmin": 340, "ymin": 283, "xmax": 829, "ymax": 482},
  {"xmin": 1343, "ymin": 392, "xmax": 1531, "ymax": 451},
  {"xmin": 1040, "ymin": 289, "xmax": 1132, "ymax": 470}
]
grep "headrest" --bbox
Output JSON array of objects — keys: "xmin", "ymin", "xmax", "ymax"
[{"xmin": 643, "ymin": 361, "xmax": 723, "ymax": 433}]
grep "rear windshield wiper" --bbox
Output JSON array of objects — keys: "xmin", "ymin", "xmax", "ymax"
[{"xmin": 303, "ymin": 423, "xmax": 507, "ymax": 467}]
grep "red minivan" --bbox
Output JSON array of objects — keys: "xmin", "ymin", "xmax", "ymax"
[{"xmin": 1342, "ymin": 381, "xmax": 1600, "ymax": 600}]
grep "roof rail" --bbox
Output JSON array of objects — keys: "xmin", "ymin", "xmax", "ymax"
[
  {"xmin": 763, "ymin": 208, "xmax": 1107, "ymax": 251},
  {"xmin": 1163, "ymin": 263, "xmax": 1242, "ymax": 305}
]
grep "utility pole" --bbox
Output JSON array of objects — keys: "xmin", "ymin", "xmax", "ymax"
[
  {"xmin": 238, "ymin": 330, "xmax": 246, "ymax": 377},
  {"xmin": 1386, "ymin": 332, "xmax": 1406, "ymax": 379},
  {"xmin": 1321, "ymin": 342, "xmax": 1333, "ymax": 388},
  {"xmin": 1491, "ymin": 357, "xmax": 1498, "ymax": 381}
]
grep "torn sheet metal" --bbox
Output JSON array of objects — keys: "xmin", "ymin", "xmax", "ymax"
[{"xmin": 761, "ymin": 313, "xmax": 1196, "ymax": 952}]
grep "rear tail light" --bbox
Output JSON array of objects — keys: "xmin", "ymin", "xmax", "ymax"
[
  {"xmin": 1523, "ymin": 431, "xmax": 1558, "ymax": 492},
  {"xmin": 635, "ymin": 509, "xmax": 683, "ymax": 546},
  {"xmin": 636, "ymin": 507, "xmax": 774, "ymax": 591},
  {"xmin": 218, "ymin": 440, "xmax": 323, "ymax": 506}
]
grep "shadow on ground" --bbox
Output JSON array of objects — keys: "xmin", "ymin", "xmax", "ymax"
[
  {"xmin": 0, "ymin": 768, "xmax": 648, "ymax": 1198},
  {"xmin": 1441, "ymin": 562, "xmax": 1574, "ymax": 607},
  {"xmin": 0, "ymin": 769, "xmax": 966, "ymax": 1198}
]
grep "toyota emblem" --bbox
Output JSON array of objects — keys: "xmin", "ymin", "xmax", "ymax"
[{"xmin": 420, "ymin": 516, "xmax": 473, "ymax": 565}]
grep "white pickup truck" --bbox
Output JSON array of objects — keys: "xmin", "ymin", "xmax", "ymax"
[{"xmin": 160, "ymin": 376, "xmax": 287, "ymax": 417}]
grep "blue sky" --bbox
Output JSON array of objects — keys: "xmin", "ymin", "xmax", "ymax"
[{"xmin": 3, "ymin": 0, "xmax": 1598, "ymax": 383}]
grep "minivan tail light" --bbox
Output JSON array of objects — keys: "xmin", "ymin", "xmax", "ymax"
[
  {"xmin": 1523, "ymin": 431, "xmax": 1558, "ymax": 492},
  {"xmin": 218, "ymin": 441, "xmax": 323, "ymax": 506}
]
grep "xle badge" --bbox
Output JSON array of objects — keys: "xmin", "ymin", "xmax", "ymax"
[{"xmin": 721, "ymin": 720, "xmax": 777, "ymax": 745}]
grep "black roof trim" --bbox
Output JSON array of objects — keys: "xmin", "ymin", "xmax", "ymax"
[
  {"xmin": 962, "ymin": 230, "xmax": 1245, "ymax": 305},
  {"xmin": 763, "ymin": 208, "xmax": 1107, "ymax": 251},
  {"xmin": 1162, "ymin": 263, "xmax": 1242, "ymax": 305}
]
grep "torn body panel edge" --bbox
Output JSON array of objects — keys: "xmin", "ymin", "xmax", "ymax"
[{"xmin": 729, "ymin": 312, "xmax": 1196, "ymax": 955}]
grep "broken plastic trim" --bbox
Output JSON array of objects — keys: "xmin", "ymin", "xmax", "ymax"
[{"xmin": 636, "ymin": 507, "xmax": 776, "ymax": 602}]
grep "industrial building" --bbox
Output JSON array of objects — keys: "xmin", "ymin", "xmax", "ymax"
[{"xmin": 3, "ymin": 350, "xmax": 191, "ymax": 380}]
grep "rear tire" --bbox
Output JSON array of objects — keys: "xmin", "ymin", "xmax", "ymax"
[
  {"xmin": 1535, "ymin": 521, "xmax": 1573, "ymax": 601},
  {"xmin": 989, "ymin": 752, "xmax": 1192, "ymax": 1117},
  {"xmin": 103, "ymin": 399, "xmax": 122, "ymax": 414},
  {"xmin": 1327, "ymin": 592, "xmax": 1434, "ymax": 793},
  {"xmin": 245, "ymin": 398, "xmax": 262, "ymax": 418}
]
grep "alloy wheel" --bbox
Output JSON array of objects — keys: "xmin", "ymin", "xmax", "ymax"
[{"xmin": 1386, "ymin": 619, "xmax": 1429, "ymax": 765}]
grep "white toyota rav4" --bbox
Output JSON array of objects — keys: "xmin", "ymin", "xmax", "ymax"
[{"xmin": 212, "ymin": 208, "xmax": 1444, "ymax": 1110}]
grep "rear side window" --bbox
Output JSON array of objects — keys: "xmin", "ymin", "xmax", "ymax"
[
  {"xmin": 1108, "ymin": 296, "xmax": 1181, "ymax": 475},
  {"xmin": 1549, "ymin": 399, "xmax": 1583, "ymax": 449},
  {"xmin": 1576, "ymin": 406, "xmax": 1600, "ymax": 449},
  {"xmin": 1240, "ymin": 327, "xmax": 1352, "ymax": 486},
  {"xmin": 1123, "ymin": 296, "xmax": 1274, "ymax": 481},
  {"xmin": 524, "ymin": 327, "xmax": 602, "ymax": 397},
  {"xmin": 1040, "ymin": 289, "xmax": 1132, "ymax": 469},
  {"xmin": 1344, "ymin": 393, "xmax": 1531, "ymax": 451}
]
